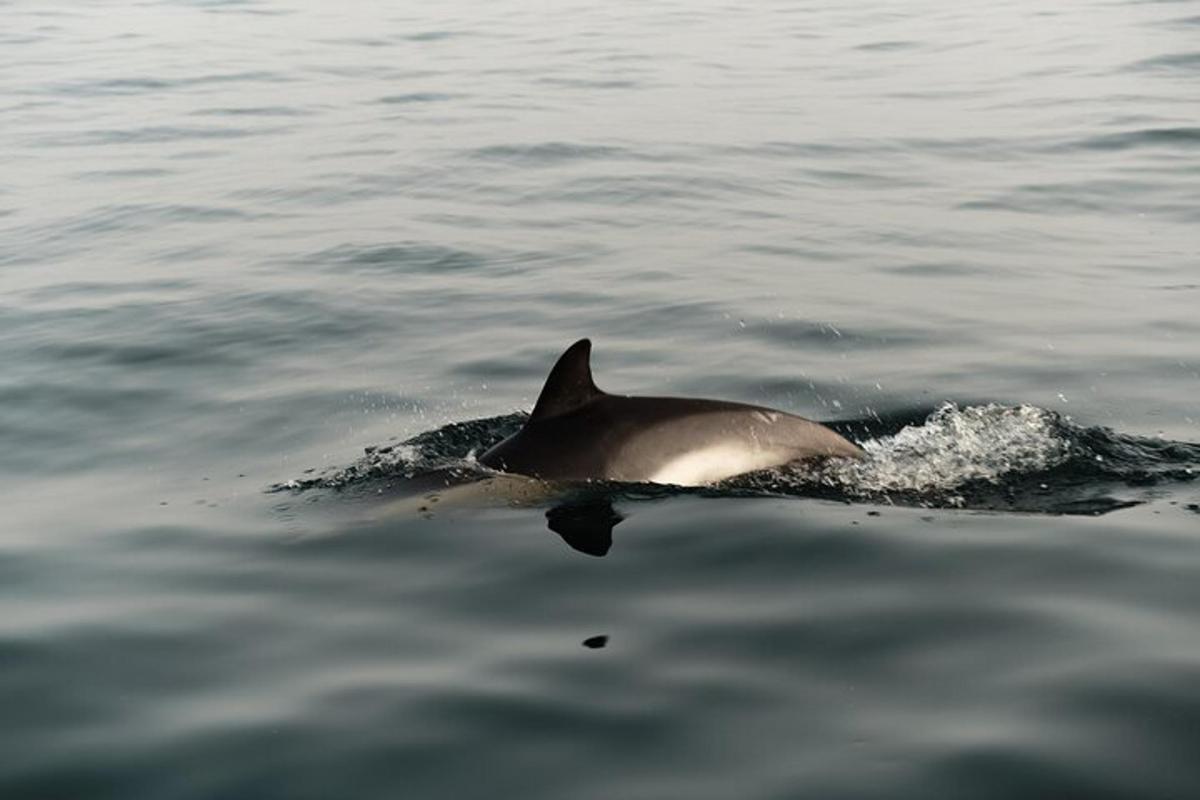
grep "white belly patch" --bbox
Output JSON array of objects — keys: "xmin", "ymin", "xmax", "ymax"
[{"xmin": 647, "ymin": 444, "xmax": 792, "ymax": 487}]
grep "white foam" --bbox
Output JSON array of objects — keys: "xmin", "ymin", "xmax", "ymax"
[{"xmin": 798, "ymin": 403, "xmax": 1072, "ymax": 499}]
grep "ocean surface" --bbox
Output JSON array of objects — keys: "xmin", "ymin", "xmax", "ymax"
[{"xmin": 3, "ymin": 0, "xmax": 1199, "ymax": 797}]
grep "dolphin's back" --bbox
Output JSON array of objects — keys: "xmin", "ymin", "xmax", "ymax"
[
  {"xmin": 476, "ymin": 338, "xmax": 862, "ymax": 486},
  {"xmin": 480, "ymin": 394, "xmax": 862, "ymax": 485}
]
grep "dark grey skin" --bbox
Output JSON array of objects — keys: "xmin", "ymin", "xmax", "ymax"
[{"xmin": 479, "ymin": 339, "xmax": 863, "ymax": 486}]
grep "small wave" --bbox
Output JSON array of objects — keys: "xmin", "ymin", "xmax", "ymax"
[
  {"xmin": 304, "ymin": 243, "xmax": 488, "ymax": 274},
  {"xmin": 376, "ymin": 92, "xmax": 459, "ymax": 105},
  {"xmin": 1073, "ymin": 127, "xmax": 1200, "ymax": 152},
  {"xmin": 52, "ymin": 71, "xmax": 285, "ymax": 97},
  {"xmin": 809, "ymin": 403, "xmax": 1072, "ymax": 495},
  {"xmin": 466, "ymin": 142, "xmax": 637, "ymax": 166},
  {"xmin": 1125, "ymin": 51, "xmax": 1200, "ymax": 73},
  {"xmin": 39, "ymin": 125, "xmax": 285, "ymax": 147}
]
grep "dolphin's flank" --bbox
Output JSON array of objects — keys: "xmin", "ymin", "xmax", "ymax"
[{"xmin": 478, "ymin": 339, "xmax": 863, "ymax": 486}]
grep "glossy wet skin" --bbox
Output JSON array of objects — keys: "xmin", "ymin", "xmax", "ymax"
[{"xmin": 479, "ymin": 340, "xmax": 863, "ymax": 485}]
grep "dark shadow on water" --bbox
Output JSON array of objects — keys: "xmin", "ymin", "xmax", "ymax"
[{"xmin": 545, "ymin": 497, "xmax": 623, "ymax": 557}]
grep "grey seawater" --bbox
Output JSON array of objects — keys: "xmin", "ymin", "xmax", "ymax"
[{"xmin": 2, "ymin": 0, "xmax": 1199, "ymax": 798}]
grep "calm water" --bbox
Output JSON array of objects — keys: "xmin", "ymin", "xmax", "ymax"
[{"xmin": 3, "ymin": 0, "xmax": 1200, "ymax": 797}]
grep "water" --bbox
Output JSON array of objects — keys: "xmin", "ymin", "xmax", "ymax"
[{"xmin": 2, "ymin": 0, "xmax": 1199, "ymax": 797}]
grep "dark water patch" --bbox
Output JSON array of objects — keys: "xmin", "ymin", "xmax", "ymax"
[
  {"xmin": 39, "ymin": 125, "xmax": 287, "ymax": 147},
  {"xmin": 1124, "ymin": 51, "xmax": 1200, "ymax": 73},
  {"xmin": 191, "ymin": 106, "xmax": 311, "ymax": 117},
  {"xmin": 196, "ymin": 289, "xmax": 398, "ymax": 353},
  {"xmin": 736, "ymin": 140, "xmax": 870, "ymax": 160},
  {"xmin": 229, "ymin": 182, "xmax": 387, "ymax": 207},
  {"xmin": 169, "ymin": 0, "xmax": 295, "ymax": 15},
  {"xmin": 1070, "ymin": 127, "xmax": 1200, "ymax": 152},
  {"xmin": 3, "ymin": 287, "xmax": 393, "ymax": 388},
  {"xmin": 3, "ymin": 207, "xmax": 252, "ymax": 266},
  {"xmin": 72, "ymin": 168, "xmax": 175, "ymax": 181},
  {"xmin": 402, "ymin": 30, "xmax": 461, "ymax": 42},
  {"xmin": 1145, "ymin": 316, "xmax": 1200, "ymax": 335},
  {"xmin": 0, "ymin": 99, "xmax": 60, "ymax": 114},
  {"xmin": 801, "ymin": 167, "xmax": 923, "ymax": 189},
  {"xmin": 0, "ymin": 382, "xmax": 187, "ymax": 472},
  {"xmin": 151, "ymin": 243, "xmax": 230, "ymax": 263},
  {"xmin": 167, "ymin": 149, "xmax": 225, "ymax": 161},
  {"xmin": 49, "ymin": 204, "xmax": 256, "ymax": 237},
  {"xmin": 51, "ymin": 71, "xmax": 287, "ymax": 97},
  {"xmin": 882, "ymin": 261, "xmax": 974, "ymax": 277},
  {"xmin": 537, "ymin": 77, "xmax": 643, "ymax": 90},
  {"xmin": 466, "ymin": 142, "xmax": 648, "ymax": 166},
  {"xmin": 0, "ymin": 382, "xmax": 173, "ymax": 418},
  {"xmin": 0, "ymin": 33, "xmax": 43, "ymax": 45},
  {"xmin": 317, "ymin": 36, "xmax": 396, "ymax": 47},
  {"xmin": 853, "ymin": 40, "xmax": 919, "ymax": 52},
  {"xmin": 600, "ymin": 299, "xmax": 726, "ymax": 335},
  {"xmin": 37, "ymin": 340, "xmax": 246, "ymax": 370},
  {"xmin": 453, "ymin": 358, "xmax": 557, "ymax": 382},
  {"xmin": 915, "ymin": 747, "xmax": 1113, "ymax": 800},
  {"xmin": 898, "ymin": 135, "xmax": 1031, "ymax": 160},
  {"xmin": 305, "ymin": 147, "xmax": 395, "ymax": 161},
  {"xmin": 376, "ymin": 92, "xmax": 460, "ymax": 104},
  {"xmin": 741, "ymin": 319, "xmax": 936, "ymax": 351},
  {"xmin": 1031, "ymin": 668, "xmax": 1200, "ymax": 796},
  {"xmin": 527, "ymin": 173, "xmax": 775, "ymax": 207},
  {"xmin": 736, "ymin": 242, "xmax": 840, "ymax": 262},
  {"xmin": 306, "ymin": 243, "xmax": 489, "ymax": 274},
  {"xmin": 22, "ymin": 278, "xmax": 195, "ymax": 303},
  {"xmin": 956, "ymin": 179, "xmax": 1196, "ymax": 220}
]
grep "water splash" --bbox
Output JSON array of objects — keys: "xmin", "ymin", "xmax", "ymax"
[
  {"xmin": 273, "ymin": 404, "xmax": 1199, "ymax": 515},
  {"xmin": 784, "ymin": 403, "xmax": 1073, "ymax": 500},
  {"xmin": 743, "ymin": 402, "xmax": 1199, "ymax": 513},
  {"xmin": 269, "ymin": 413, "xmax": 525, "ymax": 492}
]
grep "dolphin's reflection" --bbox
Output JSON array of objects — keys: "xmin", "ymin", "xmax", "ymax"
[
  {"xmin": 545, "ymin": 497, "xmax": 624, "ymax": 556},
  {"xmin": 362, "ymin": 469, "xmax": 630, "ymax": 556}
]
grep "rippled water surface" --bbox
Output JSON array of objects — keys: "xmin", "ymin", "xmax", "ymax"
[{"xmin": 3, "ymin": 1, "xmax": 1199, "ymax": 798}]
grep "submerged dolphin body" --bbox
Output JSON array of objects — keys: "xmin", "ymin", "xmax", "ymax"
[{"xmin": 479, "ymin": 339, "xmax": 863, "ymax": 486}]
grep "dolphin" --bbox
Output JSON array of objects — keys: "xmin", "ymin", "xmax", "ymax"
[{"xmin": 479, "ymin": 338, "xmax": 863, "ymax": 486}]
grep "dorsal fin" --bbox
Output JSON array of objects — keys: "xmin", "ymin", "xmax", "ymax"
[{"xmin": 530, "ymin": 338, "xmax": 603, "ymax": 422}]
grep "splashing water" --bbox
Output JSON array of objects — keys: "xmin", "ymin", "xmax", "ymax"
[
  {"xmin": 270, "ymin": 413, "xmax": 526, "ymax": 492},
  {"xmin": 796, "ymin": 403, "xmax": 1072, "ymax": 499},
  {"xmin": 274, "ymin": 404, "xmax": 1198, "ymax": 514}
]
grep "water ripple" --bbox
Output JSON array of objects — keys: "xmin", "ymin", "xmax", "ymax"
[
  {"xmin": 49, "ymin": 71, "xmax": 288, "ymax": 97},
  {"xmin": 1125, "ymin": 51, "xmax": 1200, "ymax": 73},
  {"xmin": 376, "ymin": 92, "xmax": 460, "ymax": 105},
  {"xmin": 466, "ymin": 142, "xmax": 670, "ymax": 166},
  {"xmin": 39, "ymin": 125, "xmax": 288, "ymax": 147},
  {"xmin": 305, "ymin": 243, "xmax": 489, "ymax": 274},
  {"xmin": 1072, "ymin": 126, "xmax": 1200, "ymax": 151}
]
